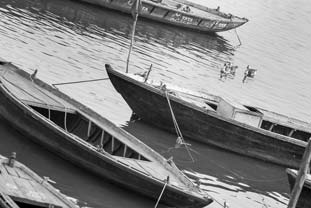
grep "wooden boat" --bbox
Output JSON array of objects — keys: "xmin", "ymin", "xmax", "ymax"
[
  {"xmin": 106, "ymin": 64, "xmax": 311, "ymax": 168},
  {"xmin": 0, "ymin": 60, "xmax": 213, "ymax": 208},
  {"xmin": 0, "ymin": 153, "xmax": 77, "ymax": 208},
  {"xmin": 76, "ymin": 0, "xmax": 248, "ymax": 33},
  {"xmin": 286, "ymin": 168, "xmax": 311, "ymax": 208}
]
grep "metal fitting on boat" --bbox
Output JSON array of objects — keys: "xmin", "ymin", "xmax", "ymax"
[{"xmin": 8, "ymin": 152, "xmax": 16, "ymax": 167}]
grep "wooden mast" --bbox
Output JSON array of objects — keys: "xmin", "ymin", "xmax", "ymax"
[{"xmin": 126, "ymin": 0, "xmax": 141, "ymax": 73}]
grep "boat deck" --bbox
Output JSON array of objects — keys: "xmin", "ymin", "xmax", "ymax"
[
  {"xmin": 0, "ymin": 66, "xmax": 76, "ymax": 113},
  {"xmin": 155, "ymin": 0, "xmax": 230, "ymax": 21},
  {"xmin": 114, "ymin": 156, "xmax": 186, "ymax": 188},
  {"xmin": 260, "ymin": 108, "xmax": 311, "ymax": 134},
  {"xmin": 0, "ymin": 155, "xmax": 73, "ymax": 208}
]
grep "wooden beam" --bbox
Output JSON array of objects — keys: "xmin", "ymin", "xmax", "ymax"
[
  {"xmin": 100, "ymin": 130, "xmax": 104, "ymax": 149},
  {"xmin": 288, "ymin": 138, "xmax": 311, "ymax": 208},
  {"xmin": 268, "ymin": 123, "xmax": 275, "ymax": 131},
  {"xmin": 111, "ymin": 137, "xmax": 115, "ymax": 152},
  {"xmin": 288, "ymin": 129, "xmax": 296, "ymax": 137},
  {"xmin": 123, "ymin": 145, "xmax": 127, "ymax": 157},
  {"xmin": 87, "ymin": 120, "xmax": 92, "ymax": 138}
]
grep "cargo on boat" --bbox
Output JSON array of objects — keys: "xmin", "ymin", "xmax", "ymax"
[
  {"xmin": 106, "ymin": 64, "xmax": 311, "ymax": 168},
  {"xmin": 0, "ymin": 153, "xmax": 77, "ymax": 208},
  {"xmin": 75, "ymin": 0, "xmax": 248, "ymax": 33},
  {"xmin": 0, "ymin": 59, "xmax": 212, "ymax": 208},
  {"xmin": 286, "ymin": 168, "xmax": 311, "ymax": 208}
]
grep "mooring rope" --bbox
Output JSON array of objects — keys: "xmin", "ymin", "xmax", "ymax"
[
  {"xmin": 164, "ymin": 90, "xmax": 194, "ymax": 162},
  {"xmin": 230, "ymin": 17, "xmax": 242, "ymax": 48},
  {"xmin": 154, "ymin": 176, "xmax": 169, "ymax": 208}
]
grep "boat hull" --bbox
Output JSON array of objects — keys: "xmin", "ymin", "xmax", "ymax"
[
  {"xmin": 75, "ymin": 0, "xmax": 247, "ymax": 33},
  {"xmin": 0, "ymin": 73, "xmax": 210, "ymax": 208},
  {"xmin": 107, "ymin": 67, "xmax": 306, "ymax": 168},
  {"xmin": 286, "ymin": 169, "xmax": 311, "ymax": 208}
]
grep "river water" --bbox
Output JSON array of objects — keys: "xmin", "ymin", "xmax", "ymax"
[{"xmin": 0, "ymin": 0, "xmax": 310, "ymax": 207}]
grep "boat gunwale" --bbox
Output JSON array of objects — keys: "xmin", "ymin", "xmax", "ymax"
[
  {"xmin": 78, "ymin": 0, "xmax": 247, "ymax": 32},
  {"xmin": 286, "ymin": 168, "xmax": 311, "ymax": 189},
  {"xmin": 0, "ymin": 63, "xmax": 209, "ymax": 202},
  {"xmin": 106, "ymin": 67, "xmax": 307, "ymax": 148},
  {"xmin": 0, "ymin": 155, "xmax": 77, "ymax": 208},
  {"xmin": 143, "ymin": 0, "xmax": 248, "ymax": 23}
]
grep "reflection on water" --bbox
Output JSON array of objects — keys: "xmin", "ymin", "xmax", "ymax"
[
  {"xmin": 123, "ymin": 120, "xmax": 289, "ymax": 208},
  {"xmin": 0, "ymin": 0, "xmax": 310, "ymax": 207}
]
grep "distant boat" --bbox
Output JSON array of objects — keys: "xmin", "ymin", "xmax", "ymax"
[
  {"xmin": 75, "ymin": 0, "xmax": 248, "ymax": 33},
  {"xmin": 0, "ymin": 60, "xmax": 212, "ymax": 208},
  {"xmin": 0, "ymin": 153, "xmax": 77, "ymax": 208},
  {"xmin": 286, "ymin": 168, "xmax": 311, "ymax": 208},
  {"xmin": 106, "ymin": 64, "xmax": 311, "ymax": 168}
]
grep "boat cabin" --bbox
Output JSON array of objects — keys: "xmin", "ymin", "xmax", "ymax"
[
  {"xmin": 216, "ymin": 97, "xmax": 263, "ymax": 128},
  {"xmin": 212, "ymin": 97, "xmax": 311, "ymax": 141}
]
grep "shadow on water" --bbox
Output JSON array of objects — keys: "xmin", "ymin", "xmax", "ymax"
[
  {"xmin": 123, "ymin": 119, "xmax": 290, "ymax": 206},
  {"xmin": 0, "ymin": 0, "xmax": 234, "ymax": 57},
  {"xmin": 0, "ymin": 118, "xmax": 168, "ymax": 208}
]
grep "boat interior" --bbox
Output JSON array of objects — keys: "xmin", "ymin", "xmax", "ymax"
[
  {"xmin": 27, "ymin": 103, "xmax": 185, "ymax": 187},
  {"xmin": 30, "ymin": 105, "xmax": 149, "ymax": 161},
  {"xmin": 0, "ymin": 68, "xmax": 148, "ymax": 161},
  {"xmin": 0, "ymin": 66, "xmax": 189, "ymax": 189},
  {"xmin": 0, "ymin": 156, "xmax": 72, "ymax": 208}
]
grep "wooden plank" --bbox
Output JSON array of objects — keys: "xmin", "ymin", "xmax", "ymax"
[
  {"xmin": 0, "ymin": 192, "xmax": 20, "ymax": 208},
  {"xmin": 4, "ymin": 166, "xmax": 19, "ymax": 178},
  {"xmin": 288, "ymin": 138, "xmax": 311, "ymax": 208},
  {"xmin": 0, "ymin": 174, "xmax": 22, "ymax": 198},
  {"xmin": 1, "ymin": 72, "xmax": 76, "ymax": 113},
  {"xmin": 13, "ymin": 177, "xmax": 45, "ymax": 203}
]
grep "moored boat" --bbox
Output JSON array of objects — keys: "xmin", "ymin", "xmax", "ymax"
[
  {"xmin": 0, "ymin": 153, "xmax": 77, "ymax": 208},
  {"xmin": 106, "ymin": 64, "xmax": 311, "ymax": 168},
  {"xmin": 286, "ymin": 168, "xmax": 311, "ymax": 208},
  {"xmin": 0, "ymin": 59, "xmax": 212, "ymax": 208},
  {"xmin": 75, "ymin": 0, "xmax": 248, "ymax": 33}
]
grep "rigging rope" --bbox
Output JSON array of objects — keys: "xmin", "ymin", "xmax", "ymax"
[
  {"xmin": 230, "ymin": 17, "xmax": 242, "ymax": 48},
  {"xmin": 164, "ymin": 90, "xmax": 194, "ymax": 162}
]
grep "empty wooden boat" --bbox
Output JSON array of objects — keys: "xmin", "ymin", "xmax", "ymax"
[
  {"xmin": 76, "ymin": 0, "xmax": 248, "ymax": 33},
  {"xmin": 0, "ymin": 60, "xmax": 212, "ymax": 208},
  {"xmin": 106, "ymin": 64, "xmax": 310, "ymax": 168},
  {"xmin": 286, "ymin": 168, "xmax": 311, "ymax": 208},
  {"xmin": 0, "ymin": 153, "xmax": 77, "ymax": 208}
]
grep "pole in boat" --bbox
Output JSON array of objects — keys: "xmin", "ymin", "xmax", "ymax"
[
  {"xmin": 287, "ymin": 138, "xmax": 311, "ymax": 208},
  {"xmin": 154, "ymin": 176, "xmax": 169, "ymax": 208},
  {"xmin": 126, "ymin": 0, "xmax": 141, "ymax": 73}
]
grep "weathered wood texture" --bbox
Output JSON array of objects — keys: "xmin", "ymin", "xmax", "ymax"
[
  {"xmin": 0, "ymin": 62, "xmax": 212, "ymax": 208},
  {"xmin": 0, "ymin": 155, "xmax": 76, "ymax": 208},
  {"xmin": 288, "ymin": 139, "xmax": 311, "ymax": 208},
  {"xmin": 287, "ymin": 168, "xmax": 311, "ymax": 208},
  {"xmin": 106, "ymin": 66, "xmax": 307, "ymax": 168}
]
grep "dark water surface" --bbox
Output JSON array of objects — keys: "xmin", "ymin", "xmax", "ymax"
[{"xmin": 0, "ymin": 0, "xmax": 310, "ymax": 207}]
